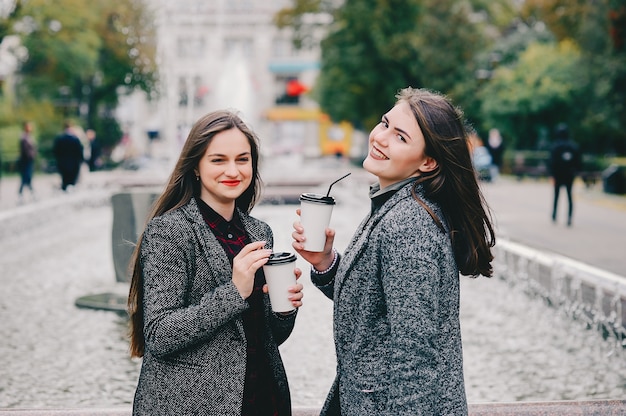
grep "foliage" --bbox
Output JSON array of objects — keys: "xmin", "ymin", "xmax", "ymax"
[
  {"xmin": 91, "ymin": 115, "xmax": 123, "ymax": 153},
  {"xmin": 519, "ymin": 0, "xmax": 626, "ymax": 154},
  {"xmin": 15, "ymin": 98, "xmax": 62, "ymax": 163},
  {"xmin": 0, "ymin": 124, "xmax": 21, "ymax": 168},
  {"xmin": 0, "ymin": 94, "xmax": 61, "ymax": 171},
  {"xmin": 4, "ymin": 0, "xmax": 156, "ymax": 147},
  {"xmin": 479, "ymin": 40, "xmax": 584, "ymax": 150},
  {"xmin": 275, "ymin": 0, "xmax": 626, "ymax": 155},
  {"xmin": 314, "ymin": 0, "xmax": 486, "ymax": 130}
]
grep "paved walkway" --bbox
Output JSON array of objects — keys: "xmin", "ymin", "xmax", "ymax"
[
  {"xmin": 2, "ymin": 159, "xmax": 626, "ymax": 410},
  {"xmin": 481, "ymin": 176, "xmax": 626, "ymax": 277}
]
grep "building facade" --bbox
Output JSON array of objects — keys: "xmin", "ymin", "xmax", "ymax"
[{"xmin": 119, "ymin": 0, "xmax": 331, "ymax": 161}]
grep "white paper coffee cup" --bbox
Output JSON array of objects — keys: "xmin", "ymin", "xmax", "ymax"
[
  {"xmin": 263, "ymin": 252, "xmax": 298, "ymax": 313},
  {"xmin": 299, "ymin": 193, "xmax": 335, "ymax": 252}
]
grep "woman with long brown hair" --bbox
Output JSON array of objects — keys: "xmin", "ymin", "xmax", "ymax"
[
  {"xmin": 292, "ymin": 87, "xmax": 495, "ymax": 415},
  {"xmin": 128, "ymin": 110, "xmax": 303, "ymax": 415}
]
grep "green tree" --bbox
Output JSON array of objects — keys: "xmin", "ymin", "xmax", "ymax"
[
  {"xmin": 314, "ymin": 0, "xmax": 487, "ymax": 129},
  {"xmin": 479, "ymin": 40, "xmax": 584, "ymax": 149},
  {"xmin": 275, "ymin": 0, "xmax": 521, "ymax": 130},
  {"xmin": 9, "ymin": 0, "xmax": 156, "ymax": 153},
  {"xmin": 577, "ymin": 1, "xmax": 626, "ymax": 154},
  {"xmin": 521, "ymin": 0, "xmax": 626, "ymax": 154}
]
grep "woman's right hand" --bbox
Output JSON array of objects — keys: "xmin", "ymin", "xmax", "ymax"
[
  {"xmin": 232, "ymin": 241, "xmax": 271, "ymax": 299},
  {"xmin": 291, "ymin": 208, "xmax": 336, "ymax": 271}
]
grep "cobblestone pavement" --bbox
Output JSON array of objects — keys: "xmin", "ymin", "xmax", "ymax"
[{"xmin": 2, "ymin": 158, "xmax": 626, "ymax": 408}]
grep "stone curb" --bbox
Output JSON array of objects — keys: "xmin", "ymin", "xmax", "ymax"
[{"xmin": 495, "ymin": 239, "xmax": 626, "ymax": 341}]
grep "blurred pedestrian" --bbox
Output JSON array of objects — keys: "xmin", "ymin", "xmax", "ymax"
[
  {"xmin": 292, "ymin": 87, "xmax": 495, "ymax": 415},
  {"xmin": 18, "ymin": 121, "xmax": 37, "ymax": 202},
  {"xmin": 127, "ymin": 110, "xmax": 303, "ymax": 416},
  {"xmin": 52, "ymin": 120, "xmax": 84, "ymax": 191},
  {"xmin": 487, "ymin": 128, "xmax": 505, "ymax": 172},
  {"xmin": 549, "ymin": 123, "xmax": 582, "ymax": 226},
  {"xmin": 86, "ymin": 129, "xmax": 102, "ymax": 171},
  {"xmin": 469, "ymin": 131, "xmax": 495, "ymax": 182}
]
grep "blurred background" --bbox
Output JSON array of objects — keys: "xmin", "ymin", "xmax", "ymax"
[
  {"xmin": 0, "ymin": 0, "xmax": 625, "ymax": 188},
  {"xmin": 1, "ymin": 0, "xmax": 626, "ymax": 410}
]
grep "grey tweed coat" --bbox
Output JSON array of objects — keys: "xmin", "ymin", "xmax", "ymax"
[
  {"xmin": 312, "ymin": 182, "xmax": 468, "ymax": 416},
  {"xmin": 132, "ymin": 198, "xmax": 296, "ymax": 416}
]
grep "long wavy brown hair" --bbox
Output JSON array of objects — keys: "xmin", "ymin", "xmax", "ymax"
[
  {"xmin": 397, "ymin": 87, "xmax": 496, "ymax": 278},
  {"xmin": 127, "ymin": 110, "xmax": 262, "ymax": 357}
]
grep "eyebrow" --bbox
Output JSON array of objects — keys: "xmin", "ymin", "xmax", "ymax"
[
  {"xmin": 383, "ymin": 115, "xmax": 412, "ymax": 141},
  {"xmin": 207, "ymin": 151, "xmax": 252, "ymax": 157}
]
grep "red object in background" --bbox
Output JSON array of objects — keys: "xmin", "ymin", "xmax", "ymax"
[
  {"xmin": 286, "ymin": 79, "xmax": 308, "ymax": 96},
  {"xmin": 196, "ymin": 85, "xmax": 209, "ymax": 98},
  {"xmin": 609, "ymin": 7, "xmax": 626, "ymax": 51}
]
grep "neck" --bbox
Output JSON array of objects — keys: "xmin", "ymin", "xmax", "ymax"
[{"xmin": 202, "ymin": 198, "xmax": 235, "ymax": 221}]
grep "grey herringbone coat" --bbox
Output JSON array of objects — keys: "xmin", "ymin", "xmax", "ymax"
[
  {"xmin": 132, "ymin": 198, "xmax": 296, "ymax": 416},
  {"xmin": 312, "ymin": 182, "xmax": 468, "ymax": 416}
]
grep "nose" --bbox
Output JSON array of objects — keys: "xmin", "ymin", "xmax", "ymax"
[
  {"xmin": 370, "ymin": 128, "xmax": 388, "ymax": 146},
  {"xmin": 225, "ymin": 161, "xmax": 238, "ymax": 177}
]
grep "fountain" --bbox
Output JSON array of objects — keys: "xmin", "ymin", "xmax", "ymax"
[{"xmin": 210, "ymin": 46, "xmax": 258, "ymax": 128}]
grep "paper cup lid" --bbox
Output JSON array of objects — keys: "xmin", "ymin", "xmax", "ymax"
[
  {"xmin": 266, "ymin": 252, "xmax": 297, "ymax": 265},
  {"xmin": 299, "ymin": 193, "xmax": 336, "ymax": 205}
]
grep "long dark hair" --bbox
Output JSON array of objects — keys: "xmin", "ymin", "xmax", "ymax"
[
  {"xmin": 127, "ymin": 110, "xmax": 262, "ymax": 357},
  {"xmin": 397, "ymin": 87, "xmax": 495, "ymax": 277}
]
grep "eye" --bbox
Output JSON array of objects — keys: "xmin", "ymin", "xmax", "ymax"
[
  {"xmin": 380, "ymin": 119, "xmax": 388, "ymax": 128},
  {"xmin": 210, "ymin": 158, "xmax": 224, "ymax": 163},
  {"xmin": 397, "ymin": 134, "xmax": 407, "ymax": 143},
  {"xmin": 236, "ymin": 157, "xmax": 250, "ymax": 163}
]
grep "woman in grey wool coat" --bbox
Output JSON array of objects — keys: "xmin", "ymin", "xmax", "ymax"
[
  {"xmin": 127, "ymin": 110, "xmax": 304, "ymax": 415},
  {"xmin": 292, "ymin": 87, "xmax": 496, "ymax": 415}
]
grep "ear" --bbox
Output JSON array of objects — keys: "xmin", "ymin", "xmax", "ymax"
[{"xmin": 419, "ymin": 156, "xmax": 438, "ymax": 173}]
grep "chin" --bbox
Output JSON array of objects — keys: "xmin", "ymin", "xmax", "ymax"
[{"xmin": 362, "ymin": 156, "xmax": 379, "ymax": 176}]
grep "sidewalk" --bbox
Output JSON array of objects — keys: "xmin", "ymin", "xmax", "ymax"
[
  {"xmin": 482, "ymin": 176, "xmax": 626, "ymax": 277},
  {"xmin": 0, "ymin": 165, "xmax": 169, "ymax": 213}
]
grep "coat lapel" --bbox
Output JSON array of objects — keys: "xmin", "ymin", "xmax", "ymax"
[
  {"xmin": 239, "ymin": 208, "xmax": 271, "ymax": 248},
  {"xmin": 181, "ymin": 199, "xmax": 266, "ymax": 340},
  {"xmin": 334, "ymin": 187, "xmax": 411, "ymax": 298},
  {"xmin": 181, "ymin": 198, "xmax": 232, "ymax": 286}
]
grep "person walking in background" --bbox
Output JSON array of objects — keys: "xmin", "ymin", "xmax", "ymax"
[
  {"xmin": 549, "ymin": 123, "xmax": 582, "ymax": 227},
  {"xmin": 52, "ymin": 120, "xmax": 83, "ymax": 191},
  {"xmin": 17, "ymin": 121, "xmax": 37, "ymax": 202},
  {"xmin": 127, "ymin": 110, "xmax": 303, "ymax": 416},
  {"xmin": 486, "ymin": 128, "xmax": 505, "ymax": 174},
  {"xmin": 86, "ymin": 129, "xmax": 102, "ymax": 171},
  {"xmin": 292, "ymin": 87, "xmax": 495, "ymax": 415},
  {"xmin": 468, "ymin": 131, "xmax": 495, "ymax": 182}
]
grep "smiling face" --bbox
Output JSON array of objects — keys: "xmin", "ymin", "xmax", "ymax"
[
  {"xmin": 363, "ymin": 102, "xmax": 438, "ymax": 189},
  {"xmin": 195, "ymin": 127, "xmax": 253, "ymax": 217}
]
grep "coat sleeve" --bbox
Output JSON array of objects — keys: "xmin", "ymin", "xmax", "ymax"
[
  {"xmin": 310, "ymin": 253, "xmax": 341, "ymax": 300},
  {"xmin": 141, "ymin": 216, "xmax": 249, "ymax": 357}
]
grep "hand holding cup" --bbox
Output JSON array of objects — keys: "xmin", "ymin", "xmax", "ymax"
[
  {"xmin": 262, "ymin": 252, "xmax": 303, "ymax": 312},
  {"xmin": 232, "ymin": 241, "xmax": 272, "ymax": 299},
  {"xmin": 292, "ymin": 211, "xmax": 336, "ymax": 271}
]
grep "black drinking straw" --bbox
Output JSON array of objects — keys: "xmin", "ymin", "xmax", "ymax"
[{"xmin": 326, "ymin": 172, "xmax": 351, "ymax": 197}]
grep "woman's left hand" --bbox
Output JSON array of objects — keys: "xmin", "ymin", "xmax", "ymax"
[{"xmin": 263, "ymin": 268, "xmax": 304, "ymax": 309}]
